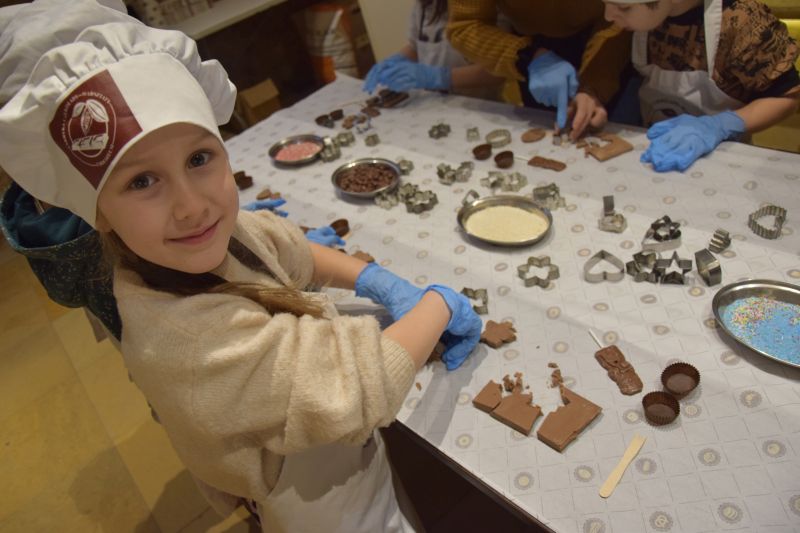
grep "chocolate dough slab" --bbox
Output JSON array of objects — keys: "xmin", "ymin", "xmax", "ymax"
[
  {"xmin": 528, "ymin": 156, "xmax": 566, "ymax": 172},
  {"xmin": 595, "ymin": 345, "xmax": 643, "ymax": 395},
  {"xmin": 537, "ymin": 386, "xmax": 602, "ymax": 452},
  {"xmin": 585, "ymin": 133, "xmax": 633, "ymax": 162},
  {"xmin": 472, "ymin": 380, "xmax": 503, "ymax": 413},
  {"xmin": 490, "ymin": 391, "xmax": 542, "ymax": 435}
]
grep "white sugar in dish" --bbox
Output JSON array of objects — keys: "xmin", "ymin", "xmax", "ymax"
[{"xmin": 465, "ymin": 205, "xmax": 549, "ymax": 242}]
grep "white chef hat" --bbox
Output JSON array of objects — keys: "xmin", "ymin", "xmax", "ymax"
[{"xmin": 0, "ymin": 21, "xmax": 237, "ymax": 227}]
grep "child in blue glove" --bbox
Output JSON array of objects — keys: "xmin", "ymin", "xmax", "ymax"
[
  {"xmin": 363, "ymin": 0, "xmax": 504, "ymax": 99},
  {"xmin": 0, "ymin": 13, "xmax": 481, "ymax": 533},
  {"xmin": 604, "ymin": 0, "xmax": 799, "ymax": 172}
]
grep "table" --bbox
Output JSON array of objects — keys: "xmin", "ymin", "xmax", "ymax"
[{"xmin": 228, "ymin": 74, "xmax": 800, "ymax": 533}]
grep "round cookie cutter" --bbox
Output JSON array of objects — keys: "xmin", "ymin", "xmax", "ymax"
[
  {"xmin": 268, "ymin": 134, "xmax": 325, "ymax": 167},
  {"xmin": 331, "ymin": 158, "xmax": 401, "ymax": 199},
  {"xmin": 457, "ymin": 190, "xmax": 552, "ymax": 247}
]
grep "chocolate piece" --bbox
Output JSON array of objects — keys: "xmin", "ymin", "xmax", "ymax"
[
  {"xmin": 480, "ymin": 320, "xmax": 516, "ymax": 349},
  {"xmin": 660, "ymin": 362, "xmax": 699, "ymax": 399},
  {"xmin": 521, "ymin": 128, "xmax": 546, "ymax": 143},
  {"xmin": 350, "ymin": 250, "xmax": 375, "ymax": 263},
  {"xmin": 547, "ymin": 362, "xmax": 558, "ymax": 368},
  {"xmin": 415, "ymin": 382, "xmax": 422, "ymax": 391},
  {"xmin": 528, "ymin": 156, "xmax": 566, "ymax": 172},
  {"xmin": 642, "ymin": 391, "xmax": 679, "ymax": 425},
  {"xmin": 315, "ymin": 114, "xmax": 334, "ymax": 128},
  {"xmin": 233, "ymin": 171, "xmax": 253, "ymax": 190},
  {"xmin": 361, "ymin": 106, "xmax": 381, "ymax": 118},
  {"xmin": 537, "ymin": 386, "xmax": 602, "ymax": 452},
  {"xmin": 256, "ymin": 187, "xmax": 281, "ymax": 200},
  {"xmin": 585, "ymin": 133, "xmax": 633, "ymax": 162},
  {"xmin": 502, "ymin": 373, "xmax": 523, "ymax": 393},
  {"xmin": 330, "ymin": 218, "xmax": 350, "ymax": 237},
  {"xmin": 472, "ymin": 143, "xmax": 492, "ymax": 160},
  {"xmin": 342, "ymin": 115, "xmax": 357, "ymax": 129},
  {"xmin": 379, "ymin": 90, "xmax": 409, "ymax": 108},
  {"xmin": 595, "ymin": 345, "xmax": 643, "ymax": 395},
  {"xmin": 490, "ymin": 391, "xmax": 542, "ymax": 435},
  {"xmin": 329, "ymin": 109, "xmax": 344, "ymax": 121},
  {"xmin": 472, "ymin": 380, "xmax": 503, "ymax": 413},
  {"xmin": 494, "ymin": 150, "xmax": 514, "ymax": 169},
  {"xmin": 549, "ymin": 368, "xmax": 563, "ymax": 388}
]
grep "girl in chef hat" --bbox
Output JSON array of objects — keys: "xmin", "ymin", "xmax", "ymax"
[{"xmin": 0, "ymin": 14, "xmax": 481, "ymax": 533}]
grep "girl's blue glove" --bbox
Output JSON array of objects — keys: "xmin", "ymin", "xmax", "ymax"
[
  {"xmin": 425, "ymin": 285, "xmax": 482, "ymax": 371},
  {"xmin": 355, "ymin": 263, "xmax": 424, "ymax": 320},
  {"xmin": 363, "ymin": 53, "xmax": 412, "ymax": 94},
  {"xmin": 641, "ymin": 111, "xmax": 745, "ymax": 172},
  {"xmin": 305, "ymin": 226, "xmax": 345, "ymax": 247},
  {"xmin": 527, "ymin": 51, "xmax": 578, "ymax": 130},
  {"xmin": 242, "ymin": 198, "xmax": 288, "ymax": 217},
  {"xmin": 378, "ymin": 62, "xmax": 451, "ymax": 92}
]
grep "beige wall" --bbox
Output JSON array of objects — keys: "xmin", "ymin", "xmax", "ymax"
[{"xmin": 358, "ymin": 0, "xmax": 414, "ymax": 61}]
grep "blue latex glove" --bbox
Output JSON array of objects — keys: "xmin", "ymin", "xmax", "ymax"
[
  {"xmin": 426, "ymin": 285, "xmax": 482, "ymax": 371},
  {"xmin": 527, "ymin": 51, "xmax": 579, "ymax": 129},
  {"xmin": 377, "ymin": 62, "xmax": 451, "ymax": 92},
  {"xmin": 355, "ymin": 263, "xmax": 425, "ymax": 320},
  {"xmin": 242, "ymin": 198, "xmax": 288, "ymax": 217},
  {"xmin": 363, "ymin": 53, "xmax": 412, "ymax": 94},
  {"xmin": 641, "ymin": 111, "xmax": 746, "ymax": 172},
  {"xmin": 305, "ymin": 226, "xmax": 345, "ymax": 247}
]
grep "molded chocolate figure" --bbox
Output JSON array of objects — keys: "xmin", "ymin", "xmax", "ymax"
[{"xmin": 595, "ymin": 345, "xmax": 643, "ymax": 395}]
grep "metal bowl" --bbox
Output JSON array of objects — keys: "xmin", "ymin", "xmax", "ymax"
[
  {"xmin": 331, "ymin": 158, "xmax": 401, "ymax": 199},
  {"xmin": 712, "ymin": 279, "xmax": 800, "ymax": 369},
  {"xmin": 457, "ymin": 190, "xmax": 552, "ymax": 247},
  {"xmin": 268, "ymin": 134, "xmax": 324, "ymax": 167}
]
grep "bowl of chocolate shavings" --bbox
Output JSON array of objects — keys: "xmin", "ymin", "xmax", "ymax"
[{"xmin": 331, "ymin": 158, "xmax": 401, "ymax": 199}]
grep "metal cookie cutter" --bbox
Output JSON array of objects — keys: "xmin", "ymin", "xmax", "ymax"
[
  {"xmin": 374, "ymin": 190, "xmax": 400, "ymax": 209},
  {"xmin": 654, "ymin": 252, "xmax": 692, "ymax": 285},
  {"xmin": 319, "ymin": 137, "xmax": 341, "ymax": 162},
  {"xmin": 532, "ymin": 183, "xmax": 566, "ymax": 211},
  {"xmin": 396, "ymin": 183, "xmax": 438, "ymax": 214},
  {"xmin": 336, "ymin": 131, "xmax": 355, "ymax": 147},
  {"xmin": 695, "ymin": 249, "xmax": 722, "ymax": 286},
  {"xmin": 642, "ymin": 215, "xmax": 681, "ymax": 252},
  {"xmin": 480, "ymin": 171, "xmax": 528, "ymax": 192},
  {"xmin": 429, "ymin": 123, "xmax": 451, "ymax": 139},
  {"xmin": 485, "ymin": 129, "xmax": 512, "ymax": 148},
  {"xmin": 461, "ymin": 287, "xmax": 489, "ymax": 314},
  {"xmin": 437, "ymin": 163, "xmax": 456, "ymax": 185},
  {"xmin": 466, "ymin": 127, "xmax": 480, "ymax": 142},
  {"xmin": 584, "ymin": 250, "xmax": 625, "ymax": 283},
  {"xmin": 355, "ymin": 113, "xmax": 373, "ymax": 134},
  {"xmin": 748, "ymin": 204, "xmax": 787, "ymax": 240},
  {"xmin": 626, "ymin": 251, "xmax": 660, "ymax": 283},
  {"xmin": 364, "ymin": 133, "xmax": 380, "ymax": 146},
  {"xmin": 598, "ymin": 195, "xmax": 627, "ymax": 233},
  {"xmin": 396, "ymin": 158, "xmax": 414, "ymax": 175},
  {"xmin": 517, "ymin": 256, "xmax": 560, "ymax": 288},
  {"xmin": 708, "ymin": 228, "xmax": 731, "ymax": 253},
  {"xmin": 455, "ymin": 162, "xmax": 474, "ymax": 182}
]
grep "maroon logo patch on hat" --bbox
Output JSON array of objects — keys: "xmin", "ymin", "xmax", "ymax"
[{"xmin": 49, "ymin": 70, "xmax": 142, "ymax": 189}]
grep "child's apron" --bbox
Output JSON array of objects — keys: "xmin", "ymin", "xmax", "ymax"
[
  {"xmin": 632, "ymin": 0, "xmax": 743, "ymax": 126},
  {"xmin": 256, "ymin": 430, "xmax": 417, "ymax": 532}
]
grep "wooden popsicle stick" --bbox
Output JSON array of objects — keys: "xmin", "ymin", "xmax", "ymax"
[{"xmin": 599, "ymin": 434, "xmax": 646, "ymax": 498}]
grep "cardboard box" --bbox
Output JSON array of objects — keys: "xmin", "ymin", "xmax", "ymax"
[{"xmin": 236, "ymin": 78, "xmax": 281, "ymax": 127}]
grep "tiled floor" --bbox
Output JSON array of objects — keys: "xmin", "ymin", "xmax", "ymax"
[{"xmin": 0, "ymin": 236, "xmax": 256, "ymax": 532}]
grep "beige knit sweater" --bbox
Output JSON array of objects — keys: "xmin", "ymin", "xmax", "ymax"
[{"xmin": 114, "ymin": 210, "xmax": 415, "ymax": 502}]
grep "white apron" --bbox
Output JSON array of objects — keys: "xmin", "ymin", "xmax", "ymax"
[
  {"xmin": 632, "ymin": 0, "xmax": 744, "ymax": 126},
  {"xmin": 256, "ymin": 430, "xmax": 419, "ymax": 533}
]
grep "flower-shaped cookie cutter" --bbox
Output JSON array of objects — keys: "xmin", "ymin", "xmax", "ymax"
[
  {"xmin": 747, "ymin": 204, "xmax": 786, "ymax": 240},
  {"xmin": 336, "ymin": 131, "xmax": 355, "ymax": 147},
  {"xmin": 461, "ymin": 287, "xmax": 489, "ymax": 314},
  {"xmin": 598, "ymin": 195, "xmax": 627, "ymax": 233},
  {"xmin": 364, "ymin": 133, "xmax": 380, "ymax": 146},
  {"xmin": 626, "ymin": 251, "xmax": 660, "ymax": 283},
  {"xmin": 466, "ymin": 127, "xmax": 480, "ymax": 142},
  {"xmin": 584, "ymin": 250, "xmax": 625, "ymax": 283},
  {"xmin": 429, "ymin": 122, "xmax": 451, "ymax": 139},
  {"xmin": 517, "ymin": 256, "xmax": 560, "ymax": 288},
  {"xmin": 480, "ymin": 171, "xmax": 528, "ymax": 192},
  {"xmin": 694, "ymin": 249, "xmax": 722, "ymax": 286},
  {"xmin": 654, "ymin": 252, "xmax": 692, "ymax": 285},
  {"xmin": 532, "ymin": 183, "xmax": 566, "ymax": 211},
  {"xmin": 708, "ymin": 228, "xmax": 731, "ymax": 253},
  {"xmin": 396, "ymin": 183, "xmax": 438, "ymax": 214},
  {"xmin": 642, "ymin": 215, "xmax": 681, "ymax": 252},
  {"xmin": 396, "ymin": 158, "xmax": 414, "ymax": 175}
]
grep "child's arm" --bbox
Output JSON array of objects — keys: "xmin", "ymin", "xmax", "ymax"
[
  {"xmin": 450, "ymin": 63, "xmax": 504, "ymax": 90},
  {"xmin": 734, "ymin": 96, "xmax": 799, "ymax": 133}
]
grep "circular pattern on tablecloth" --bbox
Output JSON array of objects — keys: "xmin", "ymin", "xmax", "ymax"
[
  {"xmin": 457, "ymin": 392, "xmax": 471, "ymax": 406},
  {"xmin": 583, "ymin": 519, "xmax": 606, "ymax": 533},
  {"xmin": 572, "ymin": 174, "xmax": 584, "ymax": 181},
  {"xmin": 454, "ymin": 266, "xmax": 466, "ymax": 275},
  {"xmin": 554, "ymin": 341, "xmax": 569, "ymax": 353},
  {"xmin": 743, "ymin": 180, "xmax": 758, "ymax": 190},
  {"xmin": 572, "ymin": 224, "xmax": 585, "ymax": 233},
  {"xmin": 417, "ymin": 250, "xmax": 428, "ymax": 259},
  {"xmin": 663, "ymin": 196, "xmax": 676, "ymax": 205},
  {"xmin": 414, "ymin": 275, "xmax": 428, "ymax": 285},
  {"xmin": 789, "ymin": 495, "xmax": 800, "ymax": 516},
  {"xmin": 624, "ymin": 205, "xmax": 636, "ymax": 213},
  {"xmin": 497, "ymin": 286, "xmax": 511, "ymax": 297},
  {"xmin": 620, "ymin": 240, "xmax": 635, "ymax": 250},
  {"xmin": 510, "ymin": 429, "xmax": 527, "ymax": 441},
  {"xmin": 762, "ymin": 439, "xmax": 786, "ymax": 458},
  {"xmin": 386, "ymin": 218, "xmax": 397, "ymax": 225},
  {"xmin": 566, "ymin": 204, "xmax": 578, "ymax": 212},
  {"xmin": 789, "ymin": 269, "xmax": 800, "ymax": 279},
  {"xmin": 689, "ymin": 287, "xmax": 705, "ymax": 297},
  {"xmin": 683, "ymin": 403, "xmax": 701, "ymax": 418},
  {"xmin": 404, "ymin": 398, "xmax": 420, "ymax": 409},
  {"xmin": 615, "ymin": 184, "xmax": 627, "ymax": 192},
  {"xmin": 717, "ymin": 502, "xmax": 743, "ymax": 524},
  {"xmin": 454, "ymin": 245, "xmax": 466, "ymax": 254},
  {"xmin": 382, "ymin": 236, "xmax": 393, "ymax": 244},
  {"xmin": 495, "ymin": 263, "xmax": 508, "ymax": 272},
  {"xmin": 603, "ymin": 331, "xmax": 619, "ymax": 344},
  {"xmin": 740, "ymin": 390, "xmax": 762, "ymax": 408},
  {"xmin": 653, "ymin": 325, "xmax": 670, "ymax": 335},
  {"xmin": 606, "ymin": 166, "xmax": 618, "ymax": 173},
  {"xmin": 380, "ymin": 259, "xmax": 392, "ymax": 267},
  {"xmin": 593, "ymin": 303, "xmax": 609, "ymax": 312},
  {"xmin": 503, "ymin": 349, "xmax": 520, "ymax": 361},
  {"xmin": 782, "ymin": 226, "xmax": 794, "ymax": 236},
  {"xmin": 357, "ymin": 205, "xmax": 368, "ymax": 213},
  {"xmin": 786, "ymin": 173, "xmax": 799, "ymax": 181},
  {"xmin": 704, "ymin": 318, "xmax": 718, "ymax": 329},
  {"xmin": 636, "ymin": 457, "xmax": 657, "ymax": 475},
  {"xmin": 703, "ymin": 188, "xmax": 717, "ymax": 196},
  {"xmin": 721, "ymin": 250, "xmax": 737, "ymax": 258},
  {"xmin": 649, "ymin": 511, "xmax": 674, "ymax": 531},
  {"xmin": 691, "ymin": 171, "xmax": 704, "ymax": 178},
  {"xmin": 641, "ymin": 294, "xmax": 657, "ymax": 304},
  {"xmin": 578, "ymin": 248, "xmax": 591, "ymax": 257},
  {"xmin": 623, "ymin": 409, "xmax": 643, "ymax": 424},
  {"xmin": 578, "ymin": 192, "xmax": 590, "ymax": 199},
  {"xmin": 514, "ymin": 472, "xmax": 534, "ymax": 490},
  {"xmin": 720, "ymin": 350, "xmax": 740, "ymax": 366},
  {"xmin": 455, "ymin": 433, "xmax": 473, "ymax": 449},
  {"xmin": 420, "ymin": 212, "xmax": 431, "ymax": 220},
  {"xmin": 547, "ymin": 307, "xmax": 561, "ymax": 319},
  {"xmin": 717, "ymin": 211, "xmax": 731, "ymax": 219},
  {"xmin": 574, "ymin": 466, "xmax": 595, "ymax": 482},
  {"xmin": 418, "ymin": 231, "xmax": 429, "ymax": 239},
  {"xmin": 698, "ymin": 448, "xmax": 721, "ymax": 466}
]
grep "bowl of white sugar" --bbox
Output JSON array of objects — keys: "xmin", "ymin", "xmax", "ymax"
[{"xmin": 457, "ymin": 190, "xmax": 552, "ymax": 246}]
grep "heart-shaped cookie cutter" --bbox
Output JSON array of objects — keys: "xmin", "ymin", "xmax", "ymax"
[
  {"xmin": 517, "ymin": 256, "xmax": 560, "ymax": 288},
  {"xmin": 747, "ymin": 204, "xmax": 786, "ymax": 240},
  {"xmin": 584, "ymin": 250, "xmax": 625, "ymax": 283}
]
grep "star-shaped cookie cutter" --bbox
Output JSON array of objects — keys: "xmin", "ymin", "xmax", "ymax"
[
  {"xmin": 747, "ymin": 204, "xmax": 786, "ymax": 240},
  {"xmin": 532, "ymin": 183, "xmax": 566, "ymax": 210},
  {"xmin": 708, "ymin": 228, "xmax": 731, "ymax": 253},
  {"xmin": 584, "ymin": 250, "xmax": 625, "ymax": 283},
  {"xmin": 461, "ymin": 287, "xmax": 489, "ymax": 314},
  {"xmin": 626, "ymin": 251, "xmax": 660, "ymax": 283},
  {"xmin": 654, "ymin": 252, "xmax": 692, "ymax": 285},
  {"xmin": 694, "ymin": 248, "xmax": 722, "ymax": 286},
  {"xmin": 517, "ymin": 256, "xmax": 560, "ymax": 288}
]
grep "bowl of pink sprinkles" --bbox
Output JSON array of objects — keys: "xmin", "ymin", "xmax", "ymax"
[{"xmin": 269, "ymin": 134, "xmax": 325, "ymax": 167}]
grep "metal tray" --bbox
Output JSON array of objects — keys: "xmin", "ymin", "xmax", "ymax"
[
  {"xmin": 268, "ymin": 134, "xmax": 324, "ymax": 167},
  {"xmin": 712, "ymin": 279, "xmax": 800, "ymax": 369},
  {"xmin": 457, "ymin": 190, "xmax": 552, "ymax": 247},
  {"xmin": 331, "ymin": 158, "xmax": 401, "ymax": 199}
]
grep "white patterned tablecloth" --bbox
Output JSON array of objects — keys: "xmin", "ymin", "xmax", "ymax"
[{"xmin": 228, "ymin": 74, "xmax": 800, "ymax": 533}]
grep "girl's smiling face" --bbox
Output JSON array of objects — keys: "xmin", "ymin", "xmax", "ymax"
[{"xmin": 96, "ymin": 123, "xmax": 239, "ymax": 274}]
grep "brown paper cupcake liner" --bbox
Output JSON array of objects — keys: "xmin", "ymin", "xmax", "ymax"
[
  {"xmin": 643, "ymin": 391, "xmax": 680, "ymax": 426},
  {"xmin": 661, "ymin": 362, "xmax": 700, "ymax": 399}
]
